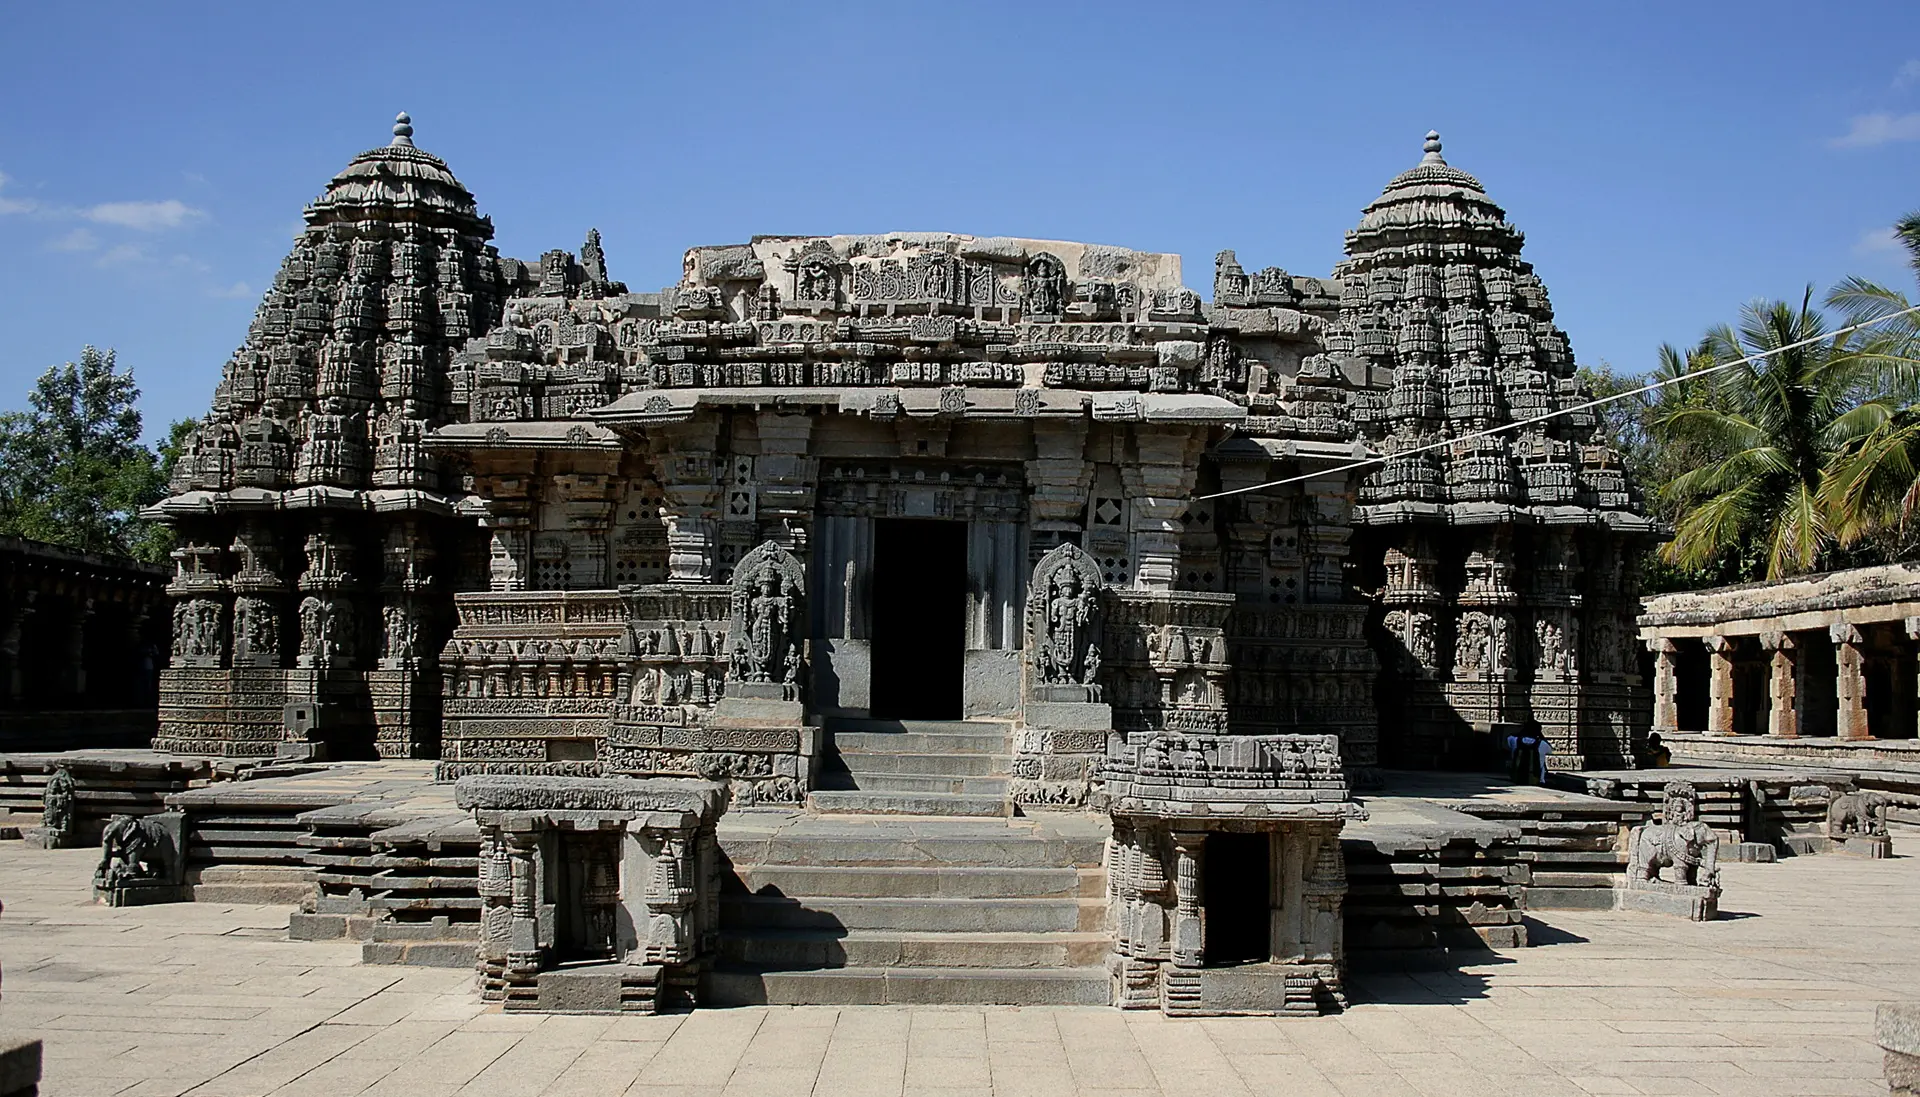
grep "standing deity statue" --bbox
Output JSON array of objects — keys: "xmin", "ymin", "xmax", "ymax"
[
  {"xmin": 1026, "ymin": 543, "xmax": 1105, "ymax": 700},
  {"xmin": 725, "ymin": 542, "xmax": 806, "ymax": 697},
  {"xmin": 1023, "ymin": 253, "xmax": 1067, "ymax": 317},
  {"xmin": 41, "ymin": 766, "xmax": 76, "ymax": 847}
]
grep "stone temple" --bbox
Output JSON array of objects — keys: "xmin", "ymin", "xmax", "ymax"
[{"xmin": 123, "ymin": 115, "xmax": 1661, "ymax": 1013}]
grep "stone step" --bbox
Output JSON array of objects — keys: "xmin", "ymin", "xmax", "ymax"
[
  {"xmin": 830, "ymin": 731, "xmax": 1011, "ymax": 755},
  {"xmin": 806, "ymin": 790, "xmax": 1007, "ymax": 817},
  {"xmin": 730, "ymin": 863, "xmax": 1094, "ymax": 900},
  {"xmin": 720, "ymin": 831, "xmax": 1106, "ymax": 869},
  {"xmin": 829, "ymin": 751, "xmax": 1004, "ymax": 777},
  {"xmin": 704, "ymin": 965, "xmax": 1110, "ymax": 1007},
  {"xmin": 826, "ymin": 719, "xmax": 1012, "ymax": 735},
  {"xmin": 818, "ymin": 772, "xmax": 1011, "ymax": 796},
  {"xmin": 718, "ymin": 929, "xmax": 1111, "ymax": 970},
  {"xmin": 720, "ymin": 894, "xmax": 1102, "ymax": 933}
]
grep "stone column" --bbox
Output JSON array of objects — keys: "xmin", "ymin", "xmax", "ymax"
[
  {"xmin": 1833, "ymin": 624, "xmax": 1871, "ymax": 740},
  {"xmin": 652, "ymin": 421, "xmax": 723, "ymax": 584},
  {"xmin": 1121, "ymin": 428, "xmax": 1204, "ymax": 592},
  {"xmin": 1908, "ymin": 618, "xmax": 1920, "ymax": 739},
  {"xmin": 1650, "ymin": 637, "xmax": 1679, "ymax": 734},
  {"xmin": 1169, "ymin": 831, "xmax": 1205, "ymax": 968},
  {"xmin": 1760, "ymin": 631, "xmax": 1798, "ymax": 739},
  {"xmin": 1704, "ymin": 635, "xmax": 1736, "ymax": 736},
  {"xmin": 2, "ymin": 591, "xmax": 36, "ymax": 705},
  {"xmin": 65, "ymin": 596, "xmax": 94, "ymax": 700},
  {"xmin": 505, "ymin": 830, "xmax": 541, "ymax": 976}
]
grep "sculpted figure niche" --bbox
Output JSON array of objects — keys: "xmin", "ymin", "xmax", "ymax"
[
  {"xmin": 1023, "ymin": 253, "xmax": 1067, "ymax": 318},
  {"xmin": 1027, "ymin": 543, "xmax": 1104, "ymax": 702},
  {"xmin": 726, "ymin": 542, "xmax": 805, "ymax": 700}
]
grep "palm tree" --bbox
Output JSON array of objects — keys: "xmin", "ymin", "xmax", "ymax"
[
  {"xmin": 1822, "ymin": 213, "xmax": 1920, "ymax": 551},
  {"xmin": 1656, "ymin": 289, "xmax": 1876, "ymax": 579}
]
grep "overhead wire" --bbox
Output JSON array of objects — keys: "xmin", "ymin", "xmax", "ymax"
[{"xmin": 1191, "ymin": 302, "xmax": 1920, "ymax": 502}]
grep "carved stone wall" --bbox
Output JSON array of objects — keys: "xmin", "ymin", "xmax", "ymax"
[{"xmin": 147, "ymin": 120, "xmax": 1655, "ymax": 778}]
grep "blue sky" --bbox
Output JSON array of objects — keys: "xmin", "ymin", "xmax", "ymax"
[{"xmin": 1, "ymin": 2, "xmax": 1916, "ymax": 442}]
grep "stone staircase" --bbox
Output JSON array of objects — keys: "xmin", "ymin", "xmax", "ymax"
[
  {"xmin": 707, "ymin": 812, "xmax": 1112, "ymax": 1006},
  {"xmin": 810, "ymin": 719, "xmax": 1012, "ymax": 817}
]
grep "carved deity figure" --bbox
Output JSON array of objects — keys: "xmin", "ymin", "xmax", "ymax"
[
  {"xmin": 725, "ymin": 541, "xmax": 805, "ymax": 693},
  {"xmin": 1026, "ymin": 543, "xmax": 1104, "ymax": 695},
  {"xmin": 1023, "ymin": 253, "xmax": 1067, "ymax": 317},
  {"xmin": 1456, "ymin": 612, "xmax": 1493, "ymax": 673},
  {"xmin": 1627, "ymin": 782, "xmax": 1719, "ymax": 889},
  {"xmin": 382, "ymin": 603, "xmax": 417, "ymax": 662},
  {"xmin": 42, "ymin": 767, "xmax": 76, "ymax": 845},
  {"xmin": 95, "ymin": 814, "xmax": 163, "ymax": 891}
]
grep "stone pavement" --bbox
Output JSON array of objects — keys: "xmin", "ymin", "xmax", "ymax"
[{"xmin": 2, "ymin": 836, "xmax": 1916, "ymax": 1097}]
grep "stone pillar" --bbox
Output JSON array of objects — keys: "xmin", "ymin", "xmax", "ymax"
[
  {"xmin": 2, "ymin": 591, "xmax": 35, "ymax": 704},
  {"xmin": 1908, "ymin": 618, "xmax": 1920, "ymax": 739},
  {"xmin": 1833, "ymin": 624, "xmax": 1871, "ymax": 740},
  {"xmin": 65, "ymin": 596, "xmax": 93, "ymax": 700},
  {"xmin": 1704, "ymin": 635, "xmax": 1736, "ymax": 736},
  {"xmin": 1169, "ymin": 831, "xmax": 1205, "ymax": 968},
  {"xmin": 1650, "ymin": 637, "xmax": 1679, "ymax": 734},
  {"xmin": 1760, "ymin": 631, "xmax": 1798, "ymax": 739},
  {"xmin": 1121, "ymin": 426, "xmax": 1205, "ymax": 591},
  {"xmin": 505, "ymin": 830, "xmax": 541, "ymax": 977}
]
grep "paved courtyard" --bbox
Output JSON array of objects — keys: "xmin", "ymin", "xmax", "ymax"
[{"xmin": 2, "ymin": 836, "xmax": 1914, "ymax": 1097}]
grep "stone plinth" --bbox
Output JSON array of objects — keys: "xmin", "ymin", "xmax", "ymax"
[
  {"xmin": 1882, "ymin": 1003, "xmax": 1920, "ymax": 1097},
  {"xmin": 1618, "ymin": 881, "xmax": 1718, "ymax": 921},
  {"xmin": 0, "ymin": 1036, "xmax": 41, "ymax": 1097}
]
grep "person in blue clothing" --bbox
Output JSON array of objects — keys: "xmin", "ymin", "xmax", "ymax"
[{"xmin": 1505, "ymin": 720, "xmax": 1552, "ymax": 786}]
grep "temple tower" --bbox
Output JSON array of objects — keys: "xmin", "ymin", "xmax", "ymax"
[
  {"xmin": 151, "ymin": 114, "xmax": 505, "ymax": 759},
  {"xmin": 1339, "ymin": 133, "xmax": 1656, "ymax": 770}
]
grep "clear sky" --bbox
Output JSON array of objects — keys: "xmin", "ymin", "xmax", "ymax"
[{"xmin": 1, "ymin": 2, "xmax": 1916, "ymax": 441}]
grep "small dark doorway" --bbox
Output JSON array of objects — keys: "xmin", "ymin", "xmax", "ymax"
[
  {"xmin": 870, "ymin": 518, "xmax": 967, "ymax": 719},
  {"xmin": 550, "ymin": 831, "xmax": 620, "ymax": 963},
  {"xmin": 1203, "ymin": 832, "xmax": 1271, "ymax": 965}
]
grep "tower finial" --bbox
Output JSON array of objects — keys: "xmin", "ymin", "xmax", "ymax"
[
  {"xmin": 1421, "ymin": 130, "xmax": 1445, "ymax": 165},
  {"xmin": 391, "ymin": 112, "xmax": 415, "ymax": 148}
]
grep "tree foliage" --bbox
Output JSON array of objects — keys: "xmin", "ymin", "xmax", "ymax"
[
  {"xmin": 0, "ymin": 347, "xmax": 176, "ymax": 562},
  {"xmin": 1609, "ymin": 214, "xmax": 1920, "ymax": 588}
]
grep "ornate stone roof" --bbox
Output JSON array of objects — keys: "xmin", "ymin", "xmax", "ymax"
[
  {"xmin": 303, "ymin": 113, "xmax": 491, "ymax": 234},
  {"xmin": 1331, "ymin": 132, "xmax": 1648, "ymax": 528}
]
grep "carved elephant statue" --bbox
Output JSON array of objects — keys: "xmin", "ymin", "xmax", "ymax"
[{"xmin": 1827, "ymin": 791, "xmax": 1888, "ymax": 837}]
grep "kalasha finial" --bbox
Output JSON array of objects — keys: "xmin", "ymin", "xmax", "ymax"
[
  {"xmin": 1421, "ymin": 130, "xmax": 1445, "ymax": 165},
  {"xmin": 391, "ymin": 112, "xmax": 415, "ymax": 148}
]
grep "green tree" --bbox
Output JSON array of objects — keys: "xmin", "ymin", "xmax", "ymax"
[
  {"xmin": 1655, "ymin": 290, "xmax": 1878, "ymax": 580},
  {"xmin": 0, "ymin": 347, "xmax": 171, "ymax": 561},
  {"xmin": 1821, "ymin": 212, "xmax": 1920, "ymax": 557}
]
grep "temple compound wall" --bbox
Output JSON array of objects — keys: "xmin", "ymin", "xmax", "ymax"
[
  {"xmin": 0, "ymin": 536, "xmax": 168, "ymax": 751},
  {"xmin": 143, "ymin": 120, "xmax": 1653, "ymax": 783}
]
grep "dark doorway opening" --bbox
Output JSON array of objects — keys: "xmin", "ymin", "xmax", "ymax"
[
  {"xmin": 551, "ymin": 830, "xmax": 620, "ymax": 963},
  {"xmin": 870, "ymin": 518, "xmax": 966, "ymax": 719},
  {"xmin": 1203, "ymin": 831, "xmax": 1271, "ymax": 965}
]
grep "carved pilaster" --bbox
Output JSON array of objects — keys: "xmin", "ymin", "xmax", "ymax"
[
  {"xmin": 652, "ymin": 420, "xmax": 721, "ymax": 583},
  {"xmin": 1759, "ymin": 631, "xmax": 1798, "ymax": 739},
  {"xmin": 1170, "ymin": 831, "xmax": 1204, "ymax": 968},
  {"xmin": 1122, "ymin": 427, "xmax": 1205, "ymax": 591},
  {"xmin": 1650, "ymin": 637, "xmax": 1679, "ymax": 734},
  {"xmin": 1832, "ymin": 624, "xmax": 1870, "ymax": 740},
  {"xmin": 1703, "ymin": 635, "xmax": 1735, "ymax": 736}
]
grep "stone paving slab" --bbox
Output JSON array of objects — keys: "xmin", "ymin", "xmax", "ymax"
[{"xmin": 4, "ymin": 830, "xmax": 1918, "ymax": 1095}]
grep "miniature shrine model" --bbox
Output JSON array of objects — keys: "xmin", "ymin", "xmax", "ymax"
[{"xmin": 13, "ymin": 115, "xmax": 1748, "ymax": 1016}]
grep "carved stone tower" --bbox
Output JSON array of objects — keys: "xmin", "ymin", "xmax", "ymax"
[
  {"xmin": 150, "ymin": 113, "xmax": 506, "ymax": 758},
  {"xmin": 1339, "ymin": 133, "xmax": 1656, "ymax": 769}
]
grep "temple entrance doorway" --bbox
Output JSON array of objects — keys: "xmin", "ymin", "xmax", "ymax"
[
  {"xmin": 1203, "ymin": 831, "xmax": 1271, "ymax": 964},
  {"xmin": 870, "ymin": 518, "xmax": 966, "ymax": 719}
]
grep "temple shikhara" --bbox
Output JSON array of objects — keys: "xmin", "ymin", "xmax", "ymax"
[{"xmin": 103, "ymin": 115, "xmax": 1675, "ymax": 1013}]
